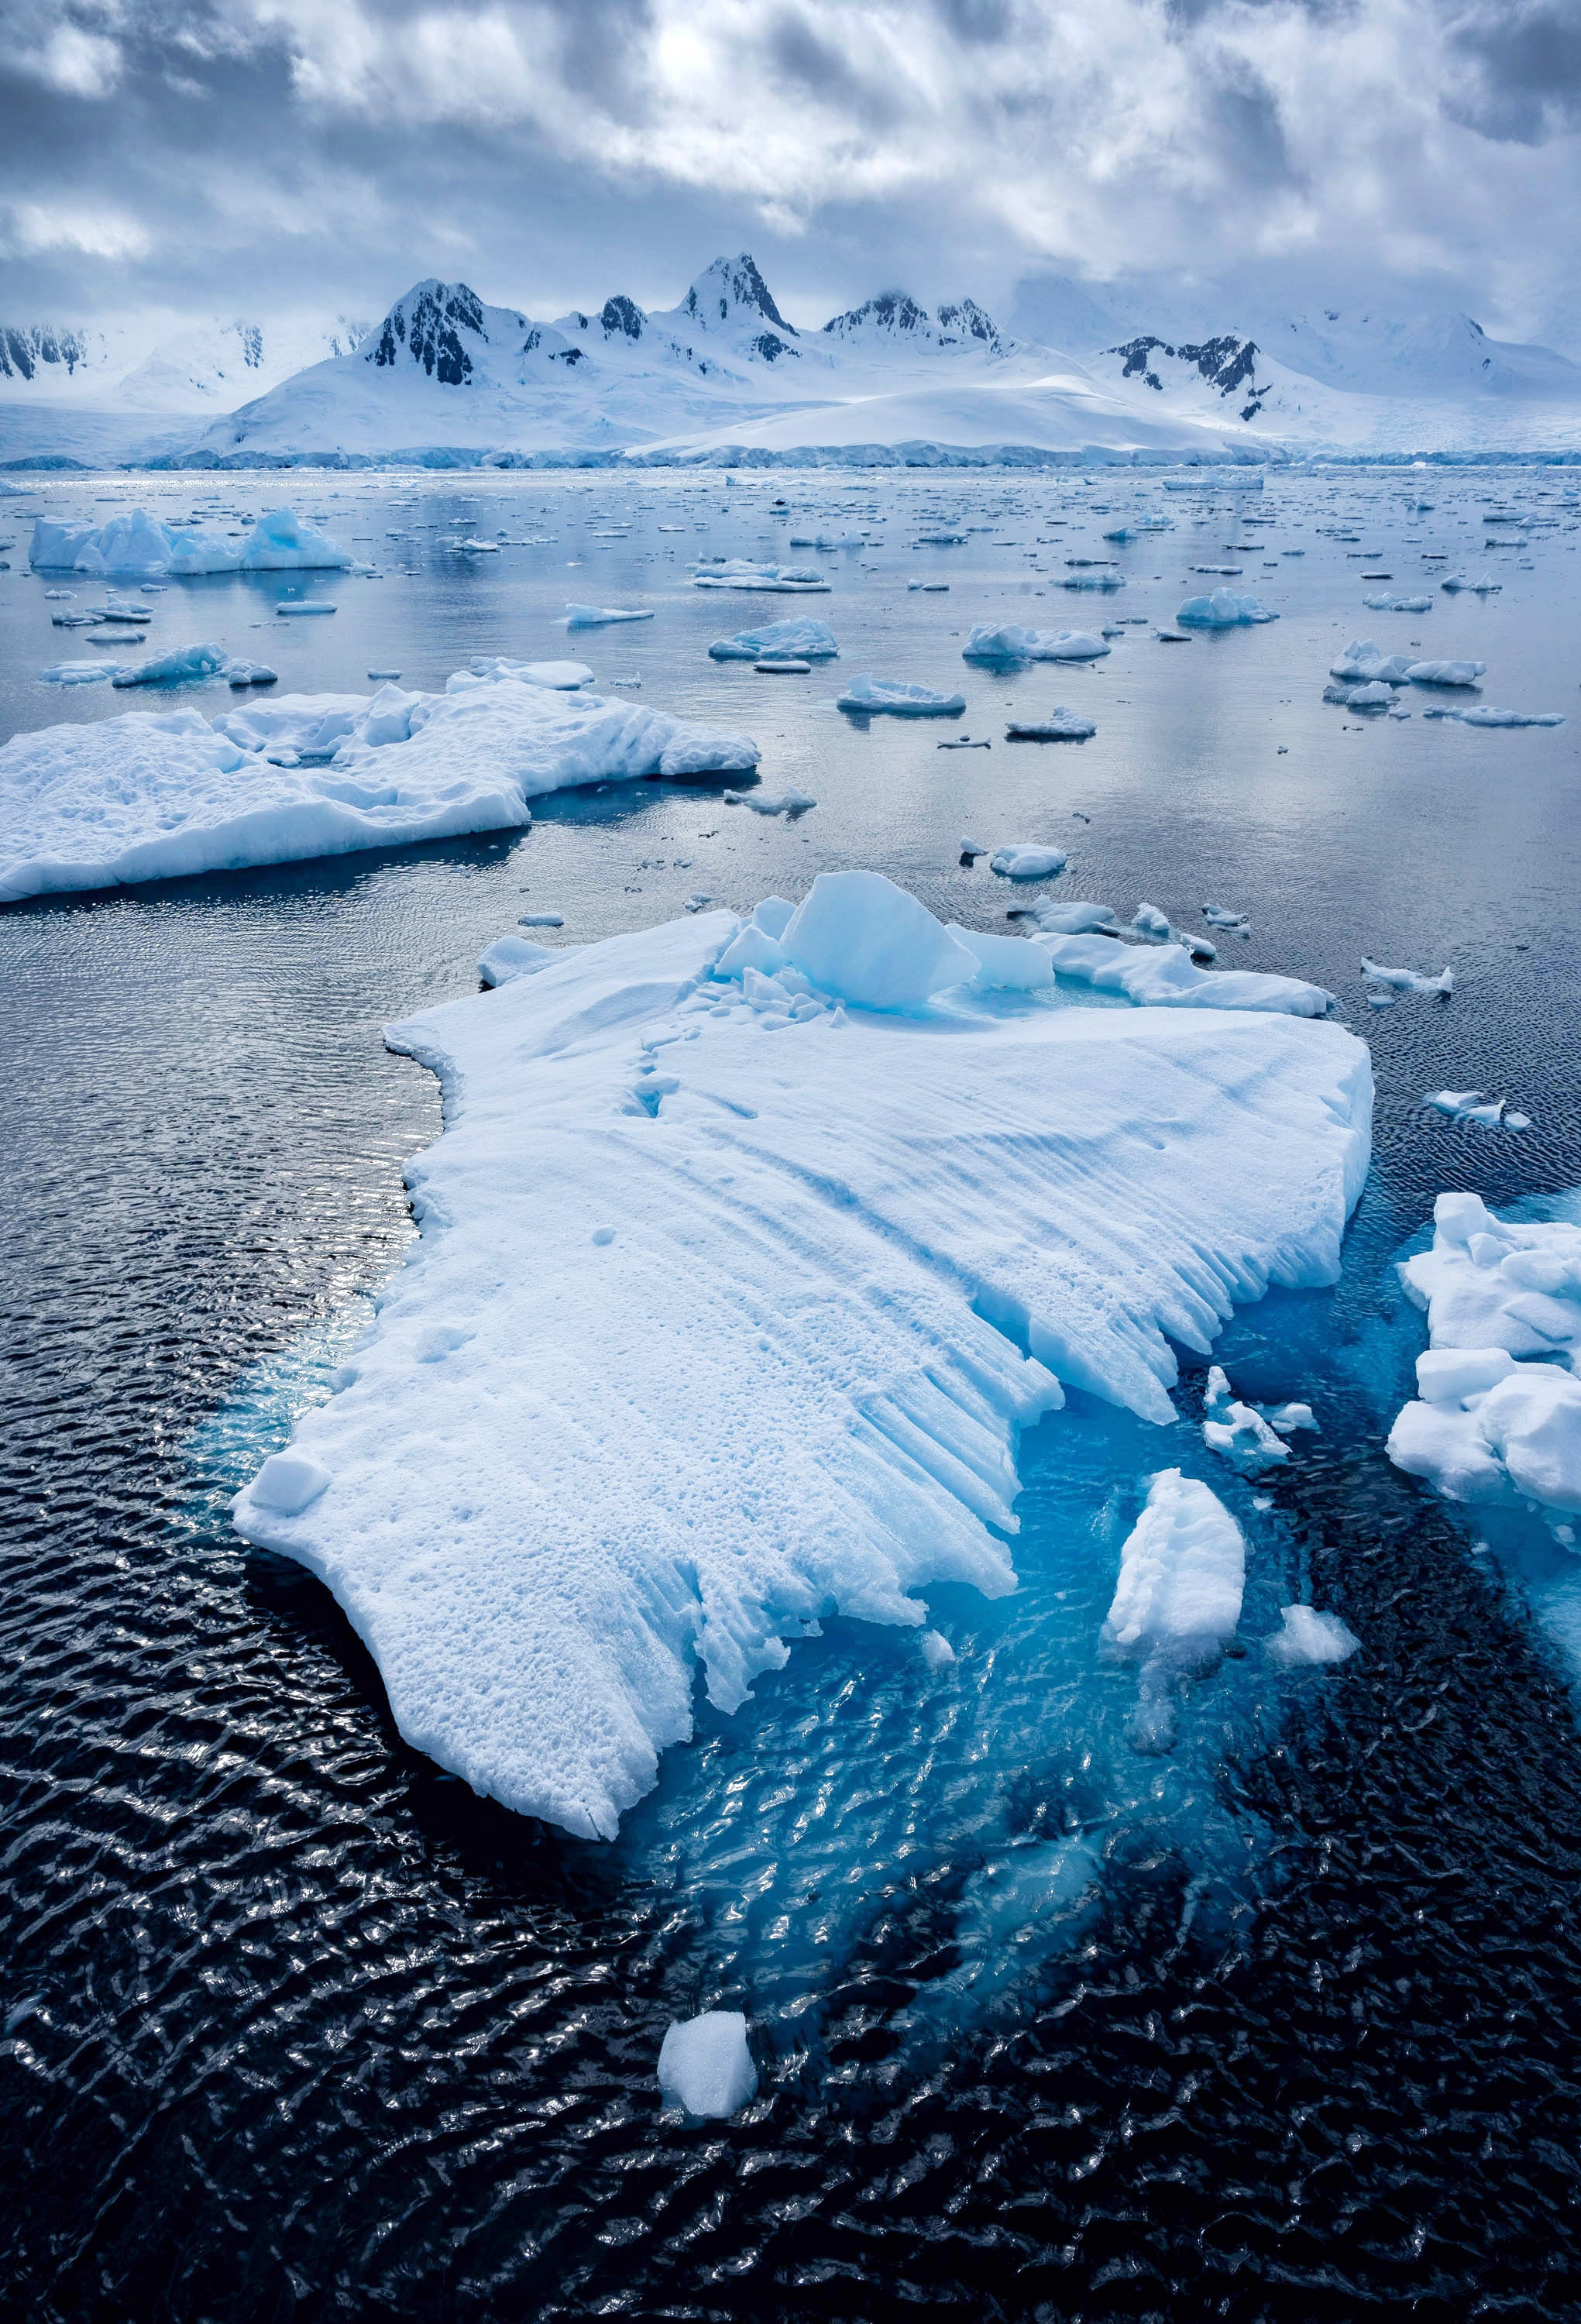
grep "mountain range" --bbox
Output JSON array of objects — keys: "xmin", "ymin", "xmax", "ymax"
[{"xmin": 5, "ymin": 253, "xmax": 1580, "ymax": 470}]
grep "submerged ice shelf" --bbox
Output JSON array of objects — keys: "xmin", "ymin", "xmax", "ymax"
[{"xmin": 233, "ymin": 874, "xmax": 1372, "ymax": 1841}]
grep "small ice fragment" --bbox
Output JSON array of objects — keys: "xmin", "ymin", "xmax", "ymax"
[
  {"xmin": 990, "ymin": 845, "xmax": 1067, "ymax": 881},
  {"xmin": 591, "ymin": 1226, "xmax": 616, "ymax": 1246},
  {"xmin": 1266, "ymin": 1605, "xmax": 1360, "ymax": 1666},
  {"xmin": 521, "ymin": 913, "xmax": 565, "ymax": 928},
  {"xmin": 919, "ymin": 1629, "xmax": 957, "ymax": 1669},
  {"xmin": 657, "ymin": 2012, "xmax": 758, "ymax": 2118},
  {"xmin": 247, "ymin": 1450, "xmax": 331, "ymax": 1514}
]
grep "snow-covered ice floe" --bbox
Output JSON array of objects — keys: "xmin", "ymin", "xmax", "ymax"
[
  {"xmin": 1363, "ymin": 594, "xmax": 1433, "ymax": 614},
  {"xmin": 990, "ymin": 844, "xmax": 1068, "ymax": 879},
  {"xmin": 708, "ymin": 617, "xmax": 839, "ymax": 662},
  {"xmin": 0, "ymin": 664, "xmax": 758, "ymax": 902},
  {"xmin": 232, "ymin": 869, "xmax": 1371, "ymax": 1837},
  {"xmin": 962, "ymin": 624, "xmax": 1108, "ymax": 663},
  {"xmin": 29, "ymin": 504, "xmax": 348, "ymax": 578},
  {"xmin": 1038, "ymin": 933, "xmax": 1333, "ymax": 1016},
  {"xmin": 1426, "ymin": 1089, "xmax": 1531, "ymax": 1129},
  {"xmin": 1423, "ymin": 705, "xmax": 1565, "ymax": 728},
  {"xmin": 1387, "ymin": 1192, "xmax": 1581, "ymax": 1522},
  {"xmin": 836, "ymin": 675, "xmax": 967, "ymax": 716},
  {"xmin": 1362, "ymin": 957, "xmax": 1452, "ymax": 996},
  {"xmin": 1176, "ymin": 589, "xmax": 1277, "ymax": 627}
]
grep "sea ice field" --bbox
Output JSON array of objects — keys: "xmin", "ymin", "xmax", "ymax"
[{"xmin": 3, "ymin": 463, "xmax": 1581, "ymax": 2320}]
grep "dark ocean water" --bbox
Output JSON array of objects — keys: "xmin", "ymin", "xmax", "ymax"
[{"xmin": 3, "ymin": 466, "xmax": 1581, "ymax": 2319}]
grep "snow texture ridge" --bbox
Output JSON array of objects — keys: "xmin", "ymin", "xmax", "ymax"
[{"xmin": 232, "ymin": 882, "xmax": 1372, "ymax": 1838}]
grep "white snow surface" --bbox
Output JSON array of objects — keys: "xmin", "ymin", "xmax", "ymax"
[
  {"xmin": 232, "ymin": 884, "xmax": 1371, "ymax": 1836},
  {"xmin": 0, "ymin": 665, "xmax": 758, "ymax": 902},
  {"xmin": 1387, "ymin": 1193, "xmax": 1581, "ymax": 1521}
]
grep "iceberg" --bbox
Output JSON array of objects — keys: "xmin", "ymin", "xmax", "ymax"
[
  {"xmin": 0, "ymin": 666, "xmax": 759, "ymax": 903},
  {"xmin": 1404, "ymin": 658, "xmax": 1486, "ymax": 687},
  {"xmin": 1177, "ymin": 589, "xmax": 1277, "ymax": 627},
  {"xmin": 232, "ymin": 882, "xmax": 1371, "ymax": 1836},
  {"xmin": 1363, "ymin": 593, "xmax": 1433, "ymax": 614},
  {"xmin": 836, "ymin": 676, "xmax": 967, "ymax": 717},
  {"xmin": 962, "ymin": 624, "xmax": 1108, "ymax": 663},
  {"xmin": 1361, "ymin": 957, "xmax": 1452, "ymax": 996},
  {"xmin": 110, "ymin": 641, "xmax": 232, "ymax": 689},
  {"xmin": 29, "ymin": 504, "xmax": 349, "ymax": 578},
  {"xmin": 1330, "ymin": 641, "xmax": 1414, "ymax": 683},
  {"xmin": 708, "ymin": 618, "xmax": 839, "ymax": 662}
]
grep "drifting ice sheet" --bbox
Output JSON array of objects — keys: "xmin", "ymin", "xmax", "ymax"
[
  {"xmin": 0, "ymin": 666, "xmax": 758, "ymax": 902},
  {"xmin": 232, "ymin": 879, "xmax": 1371, "ymax": 1837}
]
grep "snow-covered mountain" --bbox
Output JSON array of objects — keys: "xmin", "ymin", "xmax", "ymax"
[
  {"xmin": 6, "ymin": 252, "xmax": 1581, "ymax": 470},
  {"xmin": 0, "ymin": 312, "xmax": 370, "ymax": 411}
]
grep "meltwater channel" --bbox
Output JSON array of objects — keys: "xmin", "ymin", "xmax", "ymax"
[{"xmin": 3, "ymin": 466, "xmax": 1581, "ymax": 2319}]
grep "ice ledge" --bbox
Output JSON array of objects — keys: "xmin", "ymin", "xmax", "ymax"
[{"xmin": 234, "ymin": 889, "xmax": 1372, "ymax": 1839}]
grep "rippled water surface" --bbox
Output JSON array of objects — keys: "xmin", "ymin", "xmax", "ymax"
[{"xmin": 4, "ymin": 466, "xmax": 1581, "ymax": 2319}]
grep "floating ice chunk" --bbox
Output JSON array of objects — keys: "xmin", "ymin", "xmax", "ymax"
[
  {"xmin": 1005, "ymin": 710, "xmax": 1095, "ymax": 741},
  {"xmin": 1440, "ymin": 572, "xmax": 1501, "ymax": 593},
  {"xmin": 1387, "ymin": 1195, "xmax": 1581, "ymax": 1521},
  {"xmin": 779, "ymin": 869, "xmax": 977, "ymax": 1010},
  {"xmin": 959, "ymin": 834, "xmax": 988, "ymax": 859},
  {"xmin": 1177, "ymin": 590, "xmax": 1277, "ymax": 627},
  {"xmin": 1106, "ymin": 1470, "xmax": 1245, "ymax": 1748},
  {"xmin": 1330, "ymin": 641, "xmax": 1413, "ymax": 683},
  {"xmin": 1132, "ymin": 904, "xmax": 1215, "ymax": 961},
  {"xmin": 1063, "ymin": 570, "xmax": 1126, "ymax": 591},
  {"xmin": 789, "ymin": 531, "xmax": 864, "ymax": 550},
  {"xmin": 1425, "ymin": 1089, "xmax": 1522, "ymax": 1126},
  {"xmin": 1404, "ymin": 659, "xmax": 1486, "ymax": 688},
  {"xmin": 467, "ymin": 657, "xmax": 596, "ymax": 689},
  {"xmin": 1038, "ymin": 933, "xmax": 1334, "ymax": 1016},
  {"xmin": 702, "ymin": 618, "xmax": 841, "ymax": 655},
  {"xmin": 1203, "ymin": 906, "xmax": 1250, "ymax": 933},
  {"xmin": 1426, "ymin": 705, "xmax": 1565, "ymax": 729},
  {"xmin": 1026, "ymin": 900, "xmax": 1119, "ymax": 936},
  {"xmin": 0, "ymin": 669, "xmax": 758, "ymax": 902},
  {"xmin": 1363, "ymin": 593, "xmax": 1433, "ymax": 614},
  {"xmin": 836, "ymin": 675, "xmax": 966, "ymax": 717},
  {"xmin": 962, "ymin": 624, "xmax": 1108, "ymax": 663},
  {"xmin": 248, "ymin": 1450, "xmax": 331, "ymax": 1514},
  {"xmin": 1265, "ymin": 1401, "xmax": 1317, "ymax": 1434},
  {"xmin": 276, "ymin": 600, "xmax": 336, "ymax": 616},
  {"xmin": 723, "ymin": 788, "xmax": 816, "ymax": 815},
  {"xmin": 657, "ymin": 2013, "xmax": 757, "ymax": 2118},
  {"xmin": 919, "ymin": 1629, "xmax": 957, "ymax": 1669},
  {"xmin": 225, "ymin": 660, "xmax": 278, "ymax": 688},
  {"xmin": 109, "ymin": 641, "xmax": 232, "ymax": 689},
  {"xmin": 41, "ymin": 660, "xmax": 129, "ymax": 686},
  {"xmin": 944, "ymin": 924, "xmax": 1055, "ymax": 991},
  {"xmin": 231, "ymin": 895, "xmax": 1370, "ymax": 1831},
  {"xmin": 1201, "ymin": 1363, "xmax": 1289, "ymax": 1470},
  {"xmin": 990, "ymin": 845, "xmax": 1067, "ymax": 880},
  {"xmin": 1266, "ymin": 1605, "xmax": 1359, "ymax": 1665},
  {"xmin": 479, "ymin": 936, "xmax": 559, "ymax": 988},
  {"xmin": 561, "ymin": 603, "xmax": 653, "ymax": 628},
  {"xmin": 1326, "ymin": 679, "xmax": 1394, "ymax": 710},
  {"xmin": 693, "ymin": 561, "xmax": 829, "ymax": 593},
  {"xmin": 1362, "ymin": 958, "xmax": 1452, "ymax": 996}
]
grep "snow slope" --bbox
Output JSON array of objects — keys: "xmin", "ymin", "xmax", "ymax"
[{"xmin": 232, "ymin": 879, "xmax": 1372, "ymax": 1837}]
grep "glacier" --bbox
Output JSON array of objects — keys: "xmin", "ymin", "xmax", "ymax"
[{"xmin": 231, "ymin": 875, "xmax": 1372, "ymax": 1839}]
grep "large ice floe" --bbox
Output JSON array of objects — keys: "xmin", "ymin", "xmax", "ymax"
[
  {"xmin": 29, "ymin": 504, "xmax": 349, "ymax": 579},
  {"xmin": 0, "ymin": 662, "xmax": 757, "ymax": 902},
  {"xmin": 232, "ymin": 870, "xmax": 1372, "ymax": 1839},
  {"xmin": 1387, "ymin": 1192, "xmax": 1581, "ymax": 1523},
  {"xmin": 1176, "ymin": 589, "xmax": 1277, "ymax": 627},
  {"xmin": 708, "ymin": 618, "xmax": 839, "ymax": 662}
]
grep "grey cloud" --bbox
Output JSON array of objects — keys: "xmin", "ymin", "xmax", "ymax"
[{"xmin": 1447, "ymin": 0, "xmax": 1581, "ymax": 140}]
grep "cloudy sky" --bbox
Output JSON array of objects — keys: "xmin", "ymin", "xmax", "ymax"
[{"xmin": 3, "ymin": 0, "xmax": 1579, "ymax": 346}]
